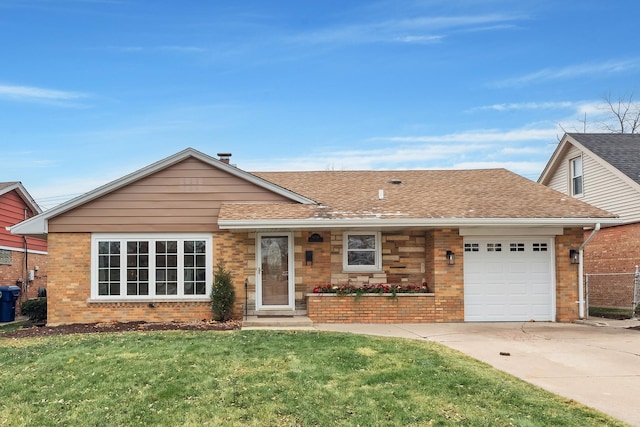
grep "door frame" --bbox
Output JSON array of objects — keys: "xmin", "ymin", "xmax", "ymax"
[{"xmin": 255, "ymin": 232, "xmax": 295, "ymax": 310}]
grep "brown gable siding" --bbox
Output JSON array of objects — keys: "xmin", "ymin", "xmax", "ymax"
[{"xmin": 49, "ymin": 158, "xmax": 293, "ymax": 233}]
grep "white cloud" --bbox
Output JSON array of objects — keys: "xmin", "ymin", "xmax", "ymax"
[
  {"xmin": 0, "ymin": 84, "xmax": 86, "ymax": 101},
  {"xmin": 500, "ymin": 146, "xmax": 546, "ymax": 155},
  {"xmin": 395, "ymin": 35, "xmax": 443, "ymax": 44},
  {"xmin": 375, "ymin": 127, "xmax": 557, "ymax": 143},
  {"xmin": 291, "ymin": 13, "xmax": 522, "ymax": 45},
  {"xmin": 472, "ymin": 101, "xmax": 575, "ymax": 112},
  {"xmin": 108, "ymin": 45, "xmax": 205, "ymax": 54},
  {"xmin": 492, "ymin": 59, "xmax": 640, "ymax": 87},
  {"xmin": 451, "ymin": 161, "xmax": 546, "ymax": 176}
]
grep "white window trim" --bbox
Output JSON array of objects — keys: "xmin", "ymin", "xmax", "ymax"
[
  {"xmin": 570, "ymin": 155, "xmax": 583, "ymax": 197},
  {"xmin": 342, "ymin": 231, "xmax": 382, "ymax": 272},
  {"xmin": 90, "ymin": 233, "xmax": 212, "ymax": 301}
]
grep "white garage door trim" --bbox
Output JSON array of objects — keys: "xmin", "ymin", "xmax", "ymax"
[{"xmin": 463, "ymin": 236, "xmax": 556, "ymax": 322}]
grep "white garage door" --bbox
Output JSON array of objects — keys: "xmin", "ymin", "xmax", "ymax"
[{"xmin": 464, "ymin": 237, "xmax": 555, "ymax": 322}]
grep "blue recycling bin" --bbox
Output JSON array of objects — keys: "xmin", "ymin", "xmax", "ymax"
[{"xmin": 0, "ymin": 285, "xmax": 21, "ymax": 322}]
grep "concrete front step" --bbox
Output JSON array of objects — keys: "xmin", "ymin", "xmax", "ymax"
[{"xmin": 242, "ymin": 315, "xmax": 314, "ymax": 329}]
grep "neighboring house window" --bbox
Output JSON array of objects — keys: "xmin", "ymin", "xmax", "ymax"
[
  {"xmin": 570, "ymin": 156, "xmax": 583, "ymax": 196},
  {"xmin": 0, "ymin": 249, "xmax": 11, "ymax": 265},
  {"xmin": 343, "ymin": 232, "xmax": 381, "ymax": 271},
  {"xmin": 92, "ymin": 234, "xmax": 212, "ymax": 300}
]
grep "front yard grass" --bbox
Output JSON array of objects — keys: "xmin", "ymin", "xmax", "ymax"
[{"xmin": 0, "ymin": 330, "xmax": 626, "ymax": 426}]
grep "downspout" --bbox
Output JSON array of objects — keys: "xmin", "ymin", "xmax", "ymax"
[
  {"xmin": 23, "ymin": 208, "xmax": 29, "ymax": 305},
  {"xmin": 23, "ymin": 236, "xmax": 28, "ymax": 303},
  {"xmin": 578, "ymin": 223, "xmax": 601, "ymax": 319}
]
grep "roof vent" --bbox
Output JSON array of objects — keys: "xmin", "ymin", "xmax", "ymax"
[
  {"xmin": 389, "ymin": 178, "xmax": 402, "ymax": 185},
  {"xmin": 217, "ymin": 153, "xmax": 232, "ymax": 164}
]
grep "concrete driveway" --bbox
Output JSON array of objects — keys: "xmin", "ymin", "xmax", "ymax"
[{"xmin": 314, "ymin": 320, "xmax": 640, "ymax": 426}]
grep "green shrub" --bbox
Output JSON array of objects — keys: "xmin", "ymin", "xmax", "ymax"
[
  {"xmin": 210, "ymin": 262, "xmax": 235, "ymax": 321},
  {"xmin": 21, "ymin": 297, "xmax": 47, "ymax": 323}
]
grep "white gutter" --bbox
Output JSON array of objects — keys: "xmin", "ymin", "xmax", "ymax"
[{"xmin": 578, "ymin": 223, "xmax": 601, "ymax": 319}]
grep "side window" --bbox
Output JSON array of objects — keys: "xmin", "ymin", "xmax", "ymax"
[
  {"xmin": 343, "ymin": 232, "xmax": 381, "ymax": 271},
  {"xmin": 570, "ymin": 156, "xmax": 583, "ymax": 196}
]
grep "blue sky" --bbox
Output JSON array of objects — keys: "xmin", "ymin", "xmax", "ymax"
[{"xmin": 1, "ymin": 0, "xmax": 639, "ymax": 209}]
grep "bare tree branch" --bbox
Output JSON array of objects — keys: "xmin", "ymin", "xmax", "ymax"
[{"xmin": 601, "ymin": 92, "xmax": 640, "ymax": 134}]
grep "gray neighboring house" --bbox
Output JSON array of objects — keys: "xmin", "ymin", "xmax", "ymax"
[{"xmin": 538, "ymin": 133, "xmax": 640, "ymax": 309}]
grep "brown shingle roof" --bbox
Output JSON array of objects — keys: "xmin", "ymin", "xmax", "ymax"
[{"xmin": 218, "ymin": 169, "xmax": 615, "ymax": 222}]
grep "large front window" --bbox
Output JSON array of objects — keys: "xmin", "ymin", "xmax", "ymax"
[
  {"xmin": 343, "ymin": 232, "xmax": 381, "ymax": 272},
  {"xmin": 92, "ymin": 234, "xmax": 211, "ymax": 299}
]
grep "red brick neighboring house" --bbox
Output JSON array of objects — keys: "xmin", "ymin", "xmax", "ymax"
[
  {"xmin": 539, "ymin": 133, "xmax": 640, "ymax": 309},
  {"xmin": 0, "ymin": 182, "xmax": 48, "ymax": 307},
  {"xmin": 11, "ymin": 148, "xmax": 617, "ymax": 325}
]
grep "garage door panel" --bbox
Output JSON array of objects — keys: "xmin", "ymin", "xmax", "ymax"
[
  {"xmin": 509, "ymin": 285, "xmax": 527, "ymax": 296},
  {"xmin": 464, "ymin": 237, "xmax": 555, "ymax": 322}
]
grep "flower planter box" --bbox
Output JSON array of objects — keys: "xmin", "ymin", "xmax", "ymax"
[{"xmin": 306, "ymin": 293, "xmax": 436, "ymax": 323}]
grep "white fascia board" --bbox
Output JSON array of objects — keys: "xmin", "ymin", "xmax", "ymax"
[
  {"xmin": 538, "ymin": 134, "xmax": 572, "ymax": 184},
  {"xmin": 218, "ymin": 217, "xmax": 622, "ymax": 230}
]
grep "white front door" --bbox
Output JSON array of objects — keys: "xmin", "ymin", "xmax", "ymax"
[
  {"xmin": 464, "ymin": 237, "xmax": 555, "ymax": 322},
  {"xmin": 256, "ymin": 233, "xmax": 294, "ymax": 310}
]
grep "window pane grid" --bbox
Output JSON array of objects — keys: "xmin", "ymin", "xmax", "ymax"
[
  {"xmin": 510, "ymin": 243, "xmax": 525, "ymax": 252},
  {"xmin": 95, "ymin": 237, "xmax": 209, "ymax": 298},
  {"xmin": 98, "ymin": 241, "xmax": 121, "ymax": 296},
  {"xmin": 345, "ymin": 233, "xmax": 380, "ymax": 270},
  {"xmin": 126, "ymin": 241, "xmax": 149, "ymax": 296},
  {"xmin": 571, "ymin": 157, "xmax": 583, "ymax": 195},
  {"xmin": 183, "ymin": 240, "xmax": 207, "ymax": 295}
]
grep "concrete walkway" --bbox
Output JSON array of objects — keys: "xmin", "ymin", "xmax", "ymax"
[{"xmin": 313, "ymin": 320, "xmax": 640, "ymax": 426}]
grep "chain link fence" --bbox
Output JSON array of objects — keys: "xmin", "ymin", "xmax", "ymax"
[{"xmin": 586, "ymin": 267, "xmax": 640, "ymax": 318}]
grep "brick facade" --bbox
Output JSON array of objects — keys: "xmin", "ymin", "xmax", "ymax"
[
  {"xmin": 45, "ymin": 227, "xmax": 584, "ymax": 325},
  {"xmin": 583, "ymin": 224, "xmax": 640, "ymax": 274},
  {"xmin": 555, "ymin": 227, "xmax": 582, "ymax": 322},
  {"xmin": 307, "ymin": 294, "xmax": 436, "ymax": 323},
  {"xmin": 582, "ymin": 223, "xmax": 639, "ymax": 309},
  {"xmin": 47, "ymin": 233, "xmax": 213, "ymax": 326},
  {"xmin": 308, "ymin": 228, "xmax": 584, "ymax": 323},
  {"xmin": 308, "ymin": 228, "xmax": 463, "ymax": 323},
  {"xmin": 0, "ymin": 249, "xmax": 48, "ymax": 314}
]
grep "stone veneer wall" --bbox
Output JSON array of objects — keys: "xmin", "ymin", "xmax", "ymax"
[
  {"xmin": 217, "ymin": 230, "xmax": 332, "ymax": 314},
  {"xmin": 310, "ymin": 228, "xmax": 585, "ymax": 323},
  {"xmin": 328, "ymin": 230, "xmax": 430, "ymax": 288},
  {"xmin": 308, "ymin": 228, "xmax": 464, "ymax": 323}
]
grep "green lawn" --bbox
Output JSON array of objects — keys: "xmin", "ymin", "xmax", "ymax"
[{"xmin": 0, "ymin": 330, "xmax": 626, "ymax": 427}]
